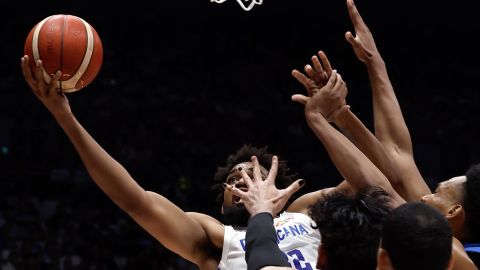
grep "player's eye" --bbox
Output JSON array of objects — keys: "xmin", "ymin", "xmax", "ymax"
[{"xmin": 226, "ymin": 177, "xmax": 238, "ymax": 185}]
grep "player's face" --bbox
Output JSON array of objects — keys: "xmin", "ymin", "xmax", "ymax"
[
  {"xmin": 222, "ymin": 162, "xmax": 269, "ymax": 208},
  {"xmin": 421, "ymin": 176, "xmax": 466, "ymax": 215}
]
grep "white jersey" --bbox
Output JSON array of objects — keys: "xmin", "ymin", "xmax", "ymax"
[{"xmin": 218, "ymin": 212, "xmax": 321, "ymax": 270}]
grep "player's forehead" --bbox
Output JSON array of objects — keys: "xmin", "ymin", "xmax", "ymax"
[
  {"xmin": 229, "ymin": 162, "xmax": 268, "ymax": 175},
  {"xmin": 436, "ymin": 175, "xmax": 466, "ymax": 192}
]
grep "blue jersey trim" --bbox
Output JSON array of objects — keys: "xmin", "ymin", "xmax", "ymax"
[{"xmin": 464, "ymin": 243, "xmax": 480, "ymax": 253}]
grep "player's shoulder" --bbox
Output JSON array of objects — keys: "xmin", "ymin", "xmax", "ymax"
[{"xmin": 275, "ymin": 211, "xmax": 315, "ymax": 224}]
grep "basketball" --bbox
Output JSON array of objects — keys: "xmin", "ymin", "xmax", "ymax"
[{"xmin": 24, "ymin": 15, "xmax": 103, "ymax": 92}]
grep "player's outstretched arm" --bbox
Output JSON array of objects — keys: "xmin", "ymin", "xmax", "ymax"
[
  {"xmin": 345, "ymin": 0, "xmax": 430, "ymax": 201},
  {"xmin": 21, "ymin": 56, "xmax": 219, "ymax": 267},
  {"xmin": 293, "ymin": 71, "xmax": 405, "ymax": 207}
]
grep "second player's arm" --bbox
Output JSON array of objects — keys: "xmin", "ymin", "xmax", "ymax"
[
  {"xmin": 303, "ymin": 74, "xmax": 404, "ymax": 206},
  {"xmin": 333, "ymin": 109, "xmax": 404, "ymax": 197},
  {"xmin": 345, "ymin": 0, "xmax": 430, "ymax": 201}
]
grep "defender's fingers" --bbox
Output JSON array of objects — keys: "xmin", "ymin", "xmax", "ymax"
[
  {"xmin": 347, "ymin": 0, "xmax": 367, "ymax": 30},
  {"xmin": 338, "ymin": 76, "xmax": 348, "ymax": 98},
  {"xmin": 335, "ymin": 73, "xmax": 343, "ymax": 85},
  {"xmin": 332, "ymin": 74, "xmax": 346, "ymax": 94},
  {"xmin": 251, "ymin": 156, "xmax": 262, "ymax": 182},
  {"xmin": 226, "ymin": 185, "xmax": 248, "ymax": 199},
  {"xmin": 324, "ymin": 70, "xmax": 338, "ymax": 89},
  {"xmin": 285, "ymin": 179, "xmax": 306, "ymax": 196},
  {"xmin": 304, "ymin": 64, "xmax": 320, "ymax": 82},
  {"xmin": 318, "ymin": 51, "xmax": 333, "ymax": 74},
  {"xmin": 292, "ymin": 69, "xmax": 310, "ymax": 88},
  {"xmin": 311, "ymin": 55, "xmax": 324, "ymax": 75},
  {"xmin": 292, "ymin": 70, "xmax": 313, "ymax": 96},
  {"xmin": 335, "ymin": 73, "xmax": 346, "ymax": 89},
  {"xmin": 239, "ymin": 168, "xmax": 254, "ymax": 188},
  {"xmin": 345, "ymin": 31, "xmax": 358, "ymax": 47},
  {"xmin": 291, "ymin": 94, "xmax": 308, "ymax": 105},
  {"xmin": 266, "ymin": 155, "xmax": 278, "ymax": 184}
]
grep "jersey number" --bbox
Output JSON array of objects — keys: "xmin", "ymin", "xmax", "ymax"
[{"xmin": 286, "ymin": 249, "xmax": 313, "ymax": 270}]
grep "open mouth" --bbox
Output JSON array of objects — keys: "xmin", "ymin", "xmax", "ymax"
[
  {"xmin": 232, "ymin": 187, "xmax": 247, "ymax": 206},
  {"xmin": 233, "ymin": 195, "xmax": 244, "ymax": 206}
]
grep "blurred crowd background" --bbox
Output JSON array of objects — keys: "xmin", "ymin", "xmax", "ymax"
[{"xmin": 1, "ymin": 0, "xmax": 479, "ymax": 269}]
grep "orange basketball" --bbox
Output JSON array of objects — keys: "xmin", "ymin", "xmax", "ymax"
[{"xmin": 24, "ymin": 15, "xmax": 103, "ymax": 92}]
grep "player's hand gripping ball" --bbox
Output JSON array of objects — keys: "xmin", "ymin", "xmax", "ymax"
[{"xmin": 24, "ymin": 14, "xmax": 103, "ymax": 92}]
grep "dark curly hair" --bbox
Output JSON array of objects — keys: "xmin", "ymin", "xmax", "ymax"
[
  {"xmin": 464, "ymin": 163, "xmax": 480, "ymax": 242},
  {"xmin": 212, "ymin": 144, "xmax": 297, "ymax": 204},
  {"xmin": 381, "ymin": 202, "xmax": 452, "ymax": 270},
  {"xmin": 309, "ymin": 186, "xmax": 392, "ymax": 270}
]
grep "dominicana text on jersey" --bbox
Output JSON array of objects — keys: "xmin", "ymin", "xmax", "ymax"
[{"xmin": 218, "ymin": 212, "xmax": 321, "ymax": 270}]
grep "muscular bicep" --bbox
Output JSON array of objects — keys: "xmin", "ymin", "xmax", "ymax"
[{"xmin": 127, "ymin": 191, "xmax": 215, "ymax": 264}]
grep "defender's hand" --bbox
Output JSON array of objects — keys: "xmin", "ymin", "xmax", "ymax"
[
  {"xmin": 345, "ymin": 0, "xmax": 380, "ymax": 64},
  {"xmin": 226, "ymin": 156, "xmax": 305, "ymax": 216}
]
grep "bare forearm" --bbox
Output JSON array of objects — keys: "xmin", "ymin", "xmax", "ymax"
[
  {"xmin": 306, "ymin": 111, "xmax": 391, "ymax": 192},
  {"xmin": 334, "ymin": 109, "xmax": 401, "ymax": 189},
  {"xmin": 51, "ymin": 114, "xmax": 216, "ymax": 263},
  {"xmin": 365, "ymin": 59, "xmax": 430, "ymax": 201},
  {"xmin": 54, "ymin": 112, "xmax": 147, "ymax": 212},
  {"xmin": 365, "ymin": 58, "xmax": 412, "ymax": 152}
]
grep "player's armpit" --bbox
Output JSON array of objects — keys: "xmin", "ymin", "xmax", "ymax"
[{"xmin": 186, "ymin": 212, "xmax": 224, "ymax": 248}]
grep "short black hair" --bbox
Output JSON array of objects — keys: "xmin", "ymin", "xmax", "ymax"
[
  {"xmin": 212, "ymin": 144, "xmax": 297, "ymax": 203},
  {"xmin": 464, "ymin": 163, "xmax": 480, "ymax": 242},
  {"xmin": 309, "ymin": 186, "xmax": 391, "ymax": 270},
  {"xmin": 382, "ymin": 202, "xmax": 452, "ymax": 270}
]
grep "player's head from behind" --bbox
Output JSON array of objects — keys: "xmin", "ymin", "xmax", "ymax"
[
  {"xmin": 309, "ymin": 186, "xmax": 392, "ymax": 270},
  {"xmin": 212, "ymin": 144, "xmax": 297, "ymax": 227},
  {"xmin": 421, "ymin": 163, "xmax": 480, "ymax": 243},
  {"xmin": 378, "ymin": 202, "xmax": 453, "ymax": 270}
]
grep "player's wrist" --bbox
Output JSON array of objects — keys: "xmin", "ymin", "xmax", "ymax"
[
  {"xmin": 250, "ymin": 209, "xmax": 274, "ymax": 217},
  {"xmin": 364, "ymin": 54, "xmax": 384, "ymax": 67},
  {"xmin": 305, "ymin": 109, "xmax": 327, "ymax": 122},
  {"xmin": 331, "ymin": 105, "xmax": 351, "ymax": 124},
  {"xmin": 250, "ymin": 206, "xmax": 275, "ymax": 217},
  {"xmin": 52, "ymin": 109, "xmax": 75, "ymax": 125}
]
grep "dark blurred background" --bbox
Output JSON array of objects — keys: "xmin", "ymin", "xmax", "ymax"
[{"xmin": 1, "ymin": 0, "xmax": 479, "ymax": 269}]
